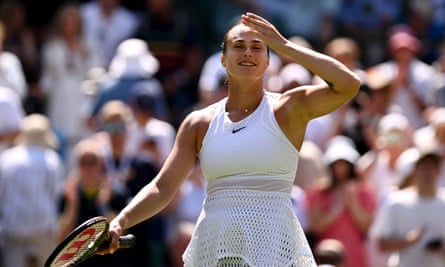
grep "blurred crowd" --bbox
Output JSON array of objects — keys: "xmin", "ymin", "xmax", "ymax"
[{"xmin": 0, "ymin": 0, "xmax": 445, "ymax": 267}]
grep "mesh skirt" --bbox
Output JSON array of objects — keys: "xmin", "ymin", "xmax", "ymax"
[{"xmin": 182, "ymin": 190, "xmax": 316, "ymax": 267}]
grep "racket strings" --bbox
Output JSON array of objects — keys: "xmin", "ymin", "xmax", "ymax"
[{"xmin": 52, "ymin": 223, "xmax": 108, "ymax": 266}]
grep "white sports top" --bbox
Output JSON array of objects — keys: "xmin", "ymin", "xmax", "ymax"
[
  {"xmin": 183, "ymin": 91, "xmax": 316, "ymax": 267},
  {"xmin": 199, "ymin": 91, "xmax": 299, "ymax": 195}
]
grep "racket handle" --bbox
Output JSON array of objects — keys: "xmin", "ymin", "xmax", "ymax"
[{"xmin": 119, "ymin": 234, "xmax": 137, "ymax": 249}]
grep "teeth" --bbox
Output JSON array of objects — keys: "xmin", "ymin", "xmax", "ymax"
[{"xmin": 240, "ymin": 62, "xmax": 255, "ymax": 66}]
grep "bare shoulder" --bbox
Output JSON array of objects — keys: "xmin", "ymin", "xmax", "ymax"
[
  {"xmin": 182, "ymin": 102, "xmax": 218, "ymax": 127},
  {"xmin": 179, "ymin": 102, "xmax": 219, "ymax": 152}
]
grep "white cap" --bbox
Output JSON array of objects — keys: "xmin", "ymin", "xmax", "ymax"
[
  {"xmin": 378, "ymin": 112, "xmax": 410, "ymax": 135},
  {"xmin": 324, "ymin": 135, "xmax": 360, "ymax": 165},
  {"xmin": 395, "ymin": 147, "xmax": 420, "ymax": 178}
]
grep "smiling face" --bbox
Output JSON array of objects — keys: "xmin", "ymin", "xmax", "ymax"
[{"xmin": 221, "ymin": 24, "xmax": 269, "ymax": 80}]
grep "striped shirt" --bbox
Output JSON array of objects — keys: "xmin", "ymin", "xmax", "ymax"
[{"xmin": 0, "ymin": 145, "xmax": 64, "ymax": 236}]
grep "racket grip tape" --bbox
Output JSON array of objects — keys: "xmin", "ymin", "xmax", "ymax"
[{"xmin": 119, "ymin": 234, "xmax": 137, "ymax": 249}]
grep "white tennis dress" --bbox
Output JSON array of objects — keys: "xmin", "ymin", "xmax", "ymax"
[{"xmin": 182, "ymin": 91, "xmax": 316, "ymax": 267}]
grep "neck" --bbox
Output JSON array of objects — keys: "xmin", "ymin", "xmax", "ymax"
[
  {"xmin": 226, "ymin": 78, "xmax": 264, "ymax": 112},
  {"xmin": 416, "ymin": 185, "xmax": 437, "ymax": 198}
]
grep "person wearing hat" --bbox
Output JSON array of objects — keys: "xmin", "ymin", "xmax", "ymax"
[
  {"xmin": 370, "ymin": 24, "xmax": 436, "ymax": 130},
  {"xmin": 357, "ymin": 112, "xmax": 414, "ymax": 203},
  {"xmin": 86, "ymin": 38, "xmax": 163, "ymax": 130},
  {"xmin": 305, "ymin": 135, "xmax": 377, "ymax": 267},
  {"xmin": 371, "ymin": 146, "xmax": 445, "ymax": 267},
  {"xmin": 0, "ymin": 114, "xmax": 64, "ymax": 267},
  {"xmin": 414, "ymin": 107, "xmax": 445, "ymax": 186}
]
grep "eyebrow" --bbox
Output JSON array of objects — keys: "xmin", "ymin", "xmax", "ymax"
[{"xmin": 231, "ymin": 39, "xmax": 264, "ymax": 45}]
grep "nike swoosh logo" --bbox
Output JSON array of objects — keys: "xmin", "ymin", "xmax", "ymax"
[{"xmin": 232, "ymin": 126, "xmax": 246, "ymax": 133}]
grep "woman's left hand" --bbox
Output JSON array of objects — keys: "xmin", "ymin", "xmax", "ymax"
[{"xmin": 241, "ymin": 12, "xmax": 287, "ymax": 50}]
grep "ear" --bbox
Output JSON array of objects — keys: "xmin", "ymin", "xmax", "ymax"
[{"xmin": 221, "ymin": 53, "xmax": 226, "ymax": 68}]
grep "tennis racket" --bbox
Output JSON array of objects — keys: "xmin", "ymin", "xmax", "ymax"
[{"xmin": 44, "ymin": 216, "xmax": 136, "ymax": 267}]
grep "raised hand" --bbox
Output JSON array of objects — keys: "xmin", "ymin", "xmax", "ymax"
[{"xmin": 240, "ymin": 12, "xmax": 287, "ymax": 50}]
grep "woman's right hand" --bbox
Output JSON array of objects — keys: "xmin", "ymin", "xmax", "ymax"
[{"xmin": 96, "ymin": 215, "xmax": 126, "ymax": 255}]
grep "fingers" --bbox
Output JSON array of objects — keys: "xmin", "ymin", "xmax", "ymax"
[
  {"xmin": 241, "ymin": 13, "xmax": 270, "ymax": 32},
  {"xmin": 109, "ymin": 231, "xmax": 121, "ymax": 253},
  {"xmin": 243, "ymin": 12, "xmax": 269, "ymax": 25},
  {"xmin": 240, "ymin": 12, "xmax": 286, "ymax": 44}
]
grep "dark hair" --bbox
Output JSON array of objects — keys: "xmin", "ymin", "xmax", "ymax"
[{"xmin": 326, "ymin": 160, "xmax": 358, "ymax": 190}]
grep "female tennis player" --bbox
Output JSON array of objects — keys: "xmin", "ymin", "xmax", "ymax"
[{"xmin": 104, "ymin": 12, "xmax": 360, "ymax": 266}]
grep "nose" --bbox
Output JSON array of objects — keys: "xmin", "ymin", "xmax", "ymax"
[{"xmin": 243, "ymin": 47, "xmax": 253, "ymax": 57}]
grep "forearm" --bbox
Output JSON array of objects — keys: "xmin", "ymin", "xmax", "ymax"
[
  {"xmin": 277, "ymin": 41, "xmax": 360, "ymax": 92},
  {"xmin": 378, "ymin": 228, "xmax": 424, "ymax": 252},
  {"xmin": 309, "ymin": 208, "xmax": 342, "ymax": 234},
  {"xmin": 348, "ymin": 203, "xmax": 374, "ymax": 232},
  {"xmin": 378, "ymin": 237, "xmax": 415, "ymax": 252},
  {"xmin": 114, "ymin": 178, "xmax": 176, "ymax": 230}
]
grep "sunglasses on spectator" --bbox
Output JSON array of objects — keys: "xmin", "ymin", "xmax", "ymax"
[{"xmin": 103, "ymin": 121, "xmax": 126, "ymax": 134}]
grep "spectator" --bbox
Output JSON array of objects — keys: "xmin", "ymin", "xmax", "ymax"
[
  {"xmin": 0, "ymin": 0, "xmax": 40, "ymax": 113},
  {"xmin": 305, "ymin": 135, "xmax": 376, "ymax": 267},
  {"xmin": 0, "ymin": 114, "xmax": 64, "ymax": 267},
  {"xmin": 358, "ymin": 112, "xmax": 414, "ymax": 203},
  {"xmin": 89, "ymin": 100, "xmax": 138, "ymax": 192},
  {"xmin": 413, "ymin": 107, "xmax": 445, "ymax": 185},
  {"xmin": 40, "ymin": 2, "xmax": 101, "ymax": 156},
  {"xmin": 128, "ymin": 83, "xmax": 175, "ymax": 168},
  {"xmin": 125, "ymin": 147, "xmax": 169, "ymax": 266},
  {"xmin": 371, "ymin": 146, "xmax": 445, "ymax": 267},
  {"xmin": 0, "ymin": 85, "xmax": 24, "ymax": 154},
  {"xmin": 429, "ymin": 40, "xmax": 445, "ymax": 107},
  {"xmin": 80, "ymin": 0, "xmax": 139, "ymax": 68},
  {"xmin": 0, "ymin": 19, "xmax": 27, "ymax": 100},
  {"xmin": 58, "ymin": 137, "xmax": 129, "ymax": 267},
  {"xmin": 371, "ymin": 25, "xmax": 436, "ymax": 129},
  {"xmin": 134, "ymin": 0, "xmax": 205, "ymax": 127},
  {"xmin": 366, "ymin": 146, "xmax": 420, "ymax": 267},
  {"xmin": 87, "ymin": 38, "xmax": 162, "ymax": 129}
]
